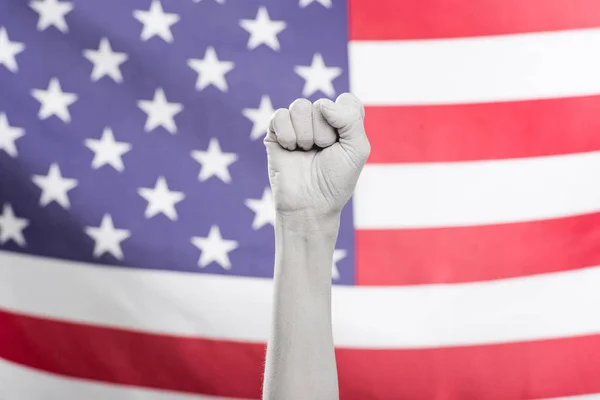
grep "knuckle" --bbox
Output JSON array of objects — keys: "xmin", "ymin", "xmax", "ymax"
[
  {"xmin": 290, "ymin": 99, "xmax": 312, "ymax": 127},
  {"xmin": 289, "ymin": 98, "xmax": 312, "ymax": 113},
  {"xmin": 336, "ymin": 92, "xmax": 360, "ymax": 105},
  {"xmin": 272, "ymin": 107, "xmax": 289, "ymax": 123},
  {"xmin": 336, "ymin": 93, "xmax": 364, "ymax": 119},
  {"xmin": 335, "ymin": 92, "xmax": 353, "ymax": 102}
]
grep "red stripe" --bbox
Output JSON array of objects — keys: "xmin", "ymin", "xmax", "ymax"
[
  {"xmin": 0, "ymin": 308, "xmax": 264, "ymax": 398},
  {"xmin": 337, "ymin": 336, "xmax": 600, "ymax": 400},
  {"xmin": 349, "ymin": 0, "xmax": 600, "ymax": 40},
  {"xmin": 2, "ymin": 308, "xmax": 600, "ymax": 399},
  {"xmin": 364, "ymin": 95, "xmax": 600, "ymax": 164},
  {"xmin": 356, "ymin": 212, "xmax": 600, "ymax": 286}
]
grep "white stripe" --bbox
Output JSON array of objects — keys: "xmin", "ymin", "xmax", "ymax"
[
  {"xmin": 2, "ymin": 251, "xmax": 600, "ymax": 348},
  {"xmin": 349, "ymin": 28, "xmax": 600, "ymax": 105},
  {"xmin": 354, "ymin": 151, "xmax": 600, "ymax": 229},
  {"xmin": 0, "ymin": 358, "xmax": 239, "ymax": 400}
]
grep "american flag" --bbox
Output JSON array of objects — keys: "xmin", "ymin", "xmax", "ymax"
[{"xmin": 1, "ymin": 0, "xmax": 600, "ymax": 398}]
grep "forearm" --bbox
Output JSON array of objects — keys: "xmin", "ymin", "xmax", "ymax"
[{"xmin": 262, "ymin": 212, "xmax": 340, "ymax": 400}]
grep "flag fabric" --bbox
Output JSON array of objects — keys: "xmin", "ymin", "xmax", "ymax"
[{"xmin": 1, "ymin": 0, "xmax": 600, "ymax": 398}]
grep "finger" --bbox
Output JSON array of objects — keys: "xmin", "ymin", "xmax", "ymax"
[
  {"xmin": 271, "ymin": 108, "xmax": 296, "ymax": 150},
  {"xmin": 319, "ymin": 93, "xmax": 363, "ymax": 133},
  {"xmin": 337, "ymin": 92, "xmax": 365, "ymax": 119},
  {"xmin": 319, "ymin": 93, "xmax": 370, "ymax": 158},
  {"xmin": 289, "ymin": 98, "xmax": 313, "ymax": 150},
  {"xmin": 312, "ymin": 99, "xmax": 337, "ymax": 148},
  {"xmin": 319, "ymin": 93, "xmax": 366, "ymax": 140}
]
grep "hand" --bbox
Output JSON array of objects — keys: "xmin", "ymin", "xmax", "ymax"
[{"xmin": 264, "ymin": 93, "xmax": 371, "ymax": 220}]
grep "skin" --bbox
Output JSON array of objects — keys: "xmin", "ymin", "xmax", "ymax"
[{"xmin": 262, "ymin": 93, "xmax": 371, "ymax": 400}]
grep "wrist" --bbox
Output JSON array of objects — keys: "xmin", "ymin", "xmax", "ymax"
[
  {"xmin": 274, "ymin": 209, "xmax": 339, "ymax": 286},
  {"xmin": 276, "ymin": 209, "xmax": 341, "ymax": 235}
]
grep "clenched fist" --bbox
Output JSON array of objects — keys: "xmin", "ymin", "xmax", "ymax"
[{"xmin": 265, "ymin": 93, "xmax": 370, "ymax": 219}]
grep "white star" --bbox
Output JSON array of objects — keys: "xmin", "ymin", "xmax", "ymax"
[
  {"xmin": 30, "ymin": 0, "xmax": 73, "ymax": 33},
  {"xmin": 133, "ymin": 0, "xmax": 180, "ymax": 43},
  {"xmin": 239, "ymin": 7, "xmax": 287, "ymax": 51},
  {"xmin": 138, "ymin": 176, "xmax": 185, "ymax": 221},
  {"xmin": 0, "ymin": 204, "xmax": 29, "ymax": 247},
  {"xmin": 245, "ymin": 188, "xmax": 275, "ymax": 230},
  {"xmin": 294, "ymin": 53, "xmax": 342, "ymax": 97},
  {"xmin": 0, "ymin": 113, "xmax": 25, "ymax": 158},
  {"xmin": 0, "ymin": 27, "xmax": 25, "ymax": 73},
  {"xmin": 191, "ymin": 138, "xmax": 237, "ymax": 183},
  {"xmin": 32, "ymin": 163, "xmax": 78, "ymax": 209},
  {"xmin": 83, "ymin": 38, "xmax": 129, "ymax": 83},
  {"xmin": 137, "ymin": 87, "xmax": 183, "ymax": 134},
  {"xmin": 84, "ymin": 127, "xmax": 132, "ymax": 172},
  {"xmin": 331, "ymin": 249, "xmax": 346, "ymax": 280},
  {"xmin": 299, "ymin": 0, "xmax": 332, "ymax": 7},
  {"xmin": 191, "ymin": 225, "xmax": 238, "ymax": 269},
  {"xmin": 242, "ymin": 95, "xmax": 275, "ymax": 140},
  {"xmin": 31, "ymin": 77, "xmax": 78, "ymax": 123},
  {"xmin": 187, "ymin": 47, "xmax": 234, "ymax": 92},
  {"xmin": 85, "ymin": 214, "xmax": 131, "ymax": 260}
]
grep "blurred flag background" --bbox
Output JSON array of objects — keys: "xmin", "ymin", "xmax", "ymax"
[{"xmin": 1, "ymin": 0, "xmax": 600, "ymax": 398}]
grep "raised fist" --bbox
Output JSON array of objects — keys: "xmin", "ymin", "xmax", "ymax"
[{"xmin": 264, "ymin": 93, "xmax": 370, "ymax": 219}]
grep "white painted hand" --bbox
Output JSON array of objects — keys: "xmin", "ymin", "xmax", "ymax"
[{"xmin": 264, "ymin": 93, "xmax": 370, "ymax": 219}]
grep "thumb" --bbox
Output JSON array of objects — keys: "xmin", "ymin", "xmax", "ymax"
[{"xmin": 319, "ymin": 93, "xmax": 370, "ymax": 158}]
